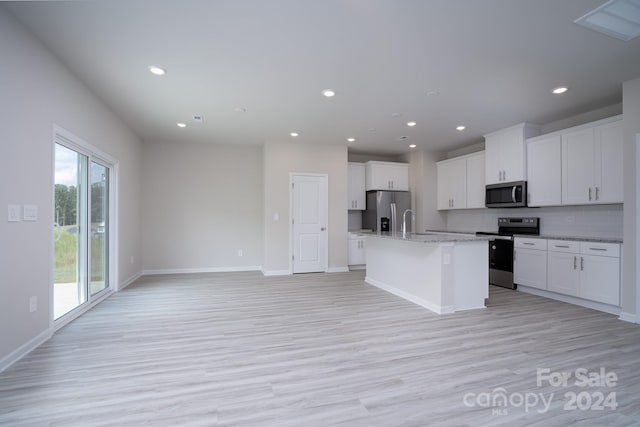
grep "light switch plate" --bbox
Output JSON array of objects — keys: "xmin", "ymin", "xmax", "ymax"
[
  {"xmin": 8, "ymin": 205, "xmax": 21, "ymax": 222},
  {"xmin": 23, "ymin": 204, "xmax": 38, "ymax": 221}
]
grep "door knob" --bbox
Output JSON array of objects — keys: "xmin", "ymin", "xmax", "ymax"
[{"xmin": 321, "ymin": 227, "xmax": 326, "ymax": 231}]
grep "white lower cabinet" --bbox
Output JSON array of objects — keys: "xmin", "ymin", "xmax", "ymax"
[
  {"xmin": 579, "ymin": 243, "xmax": 620, "ymax": 306},
  {"xmin": 532, "ymin": 239, "xmax": 621, "ymax": 307},
  {"xmin": 514, "ymin": 238, "xmax": 547, "ymax": 289},
  {"xmin": 547, "ymin": 240, "xmax": 580, "ymax": 297},
  {"xmin": 348, "ymin": 233, "xmax": 366, "ymax": 266}
]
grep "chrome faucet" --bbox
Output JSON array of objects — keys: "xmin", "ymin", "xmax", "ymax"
[{"xmin": 402, "ymin": 209, "xmax": 414, "ymax": 238}]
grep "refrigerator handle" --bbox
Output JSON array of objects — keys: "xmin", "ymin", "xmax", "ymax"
[{"xmin": 390, "ymin": 203, "xmax": 397, "ymax": 234}]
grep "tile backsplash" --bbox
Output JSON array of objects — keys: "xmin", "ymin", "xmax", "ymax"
[{"xmin": 446, "ymin": 204, "xmax": 623, "ymax": 239}]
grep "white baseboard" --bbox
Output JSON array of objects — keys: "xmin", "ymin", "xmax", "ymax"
[
  {"xmin": 262, "ymin": 269, "xmax": 291, "ymax": 276},
  {"xmin": 348, "ymin": 265, "xmax": 366, "ymax": 271},
  {"xmin": 517, "ymin": 286, "xmax": 621, "ymax": 316},
  {"xmin": 619, "ymin": 312, "xmax": 637, "ymax": 323},
  {"xmin": 0, "ymin": 327, "xmax": 53, "ymax": 373},
  {"xmin": 143, "ymin": 266, "xmax": 262, "ymax": 276},
  {"xmin": 365, "ymin": 276, "xmax": 454, "ymax": 314},
  {"xmin": 327, "ymin": 266, "xmax": 350, "ymax": 273},
  {"xmin": 119, "ymin": 270, "xmax": 143, "ymax": 291}
]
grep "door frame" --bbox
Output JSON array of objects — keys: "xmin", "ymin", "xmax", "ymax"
[
  {"xmin": 289, "ymin": 173, "xmax": 329, "ymax": 274},
  {"xmin": 51, "ymin": 125, "xmax": 119, "ymax": 330}
]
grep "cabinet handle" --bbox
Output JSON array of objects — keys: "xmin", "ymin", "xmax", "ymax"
[
  {"xmin": 588, "ymin": 247, "xmax": 607, "ymax": 251},
  {"xmin": 580, "ymin": 256, "xmax": 584, "ymax": 271},
  {"xmin": 522, "ymin": 242, "xmax": 535, "ymax": 246},
  {"xmin": 588, "ymin": 187, "xmax": 592, "ymax": 201},
  {"xmin": 502, "ymin": 170, "xmax": 506, "ymax": 181},
  {"xmin": 595, "ymin": 187, "xmax": 599, "ymax": 200},
  {"xmin": 554, "ymin": 245, "xmax": 570, "ymax": 248},
  {"xmin": 573, "ymin": 256, "xmax": 577, "ymax": 270}
]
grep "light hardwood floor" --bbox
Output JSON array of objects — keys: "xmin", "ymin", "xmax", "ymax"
[{"xmin": 1, "ymin": 271, "xmax": 639, "ymax": 426}]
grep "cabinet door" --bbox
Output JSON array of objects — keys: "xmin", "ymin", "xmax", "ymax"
[
  {"xmin": 466, "ymin": 153, "xmax": 485, "ymax": 209},
  {"xmin": 348, "ymin": 163, "xmax": 366, "ymax": 210},
  {"xmin": 437, "ymin": 159, "xmax": 466, "ymax": 210},
  {"xmin": 547, "ymin": 251, "xmax": 580, "ymax": 296},
  {"xmin": 500, "ymin": 127, "xmax": 526, "ymax": 183},
  {"xmin": 389, "ymin": 163, "xmax": 409, "ymax": 191},
  {"xmin": 562, "ymin": 128, "xmax": 595, "ymax": 205},
  {"xmin": 348, "ymin": 238, "xmax": 366, "ymax": 265},
  {"xmin": 436, "ymin": 161, "xmax": 451, "ymax": 210},
  {"xmin": 579, "ymin": 254, "xmax": 620, "ymax": 306},
  {"xmin": 527, "ymin": 135, "xmax": 561, "ymax": 206},
  {"xmin": 514, "ymin": 248, "xmax": 547, "ymax": 289},
  {"xmin": 485, "ymin": 132, "xmax": 505, "ymax": 185},
  {"xmin": 595, "ymin": 121, "xmax": 623, "ymax": 204}
]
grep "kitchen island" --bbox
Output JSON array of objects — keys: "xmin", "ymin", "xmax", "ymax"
[{"xmin": 365, "ymin": 232, "xmax": 490, "ymax": 314}]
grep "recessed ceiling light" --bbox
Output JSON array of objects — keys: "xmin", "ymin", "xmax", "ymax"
[
  {"xmin": 456, "ymin": 125, "xmax": 466, "ymax": 131},
  {"xmin": 347, "ymin": 138, "xmax": 356, "ymax": 142},
  {"xmin": 322, "ymin": 89, "xmax": 336, "ymax": 97},
  {"xmin": 148, "ymin": 66, "xmax": 166, "ymax": 76},
  {"xmin": 177, "ymin": 122, "xmax": 187, "ymax": 128},
  {"xmin": 552, "ymin": 86, "xmax": 568, "ymax": 94},
  {"xmin": 409, "ymin": 144, "xmax": 417, "ymax": 148},
  {"xmin": 290, "ymin": 132, "xmax": 299, "ymax": 137},
  {"xmin": 407, "ymin": 121, "xmax": 417, "ymax": 127}
]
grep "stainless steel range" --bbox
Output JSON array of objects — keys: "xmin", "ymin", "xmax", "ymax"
[{"xmin": 476, "ymin": 217, "xmax": 540, "ymax": 289}]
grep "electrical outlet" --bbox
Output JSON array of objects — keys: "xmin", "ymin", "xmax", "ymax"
[
  {"xmin": 238, "ymin": 249, "xmax": 243, "ymax": 257},
  {"xmin": 8, "ymin": 205, "xmax": 20, "ymax": 222},
  {"xmin": 29, "ymin": 296, "xmax": 37, "ymax": 313}
]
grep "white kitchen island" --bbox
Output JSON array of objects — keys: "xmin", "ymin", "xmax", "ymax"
[{"xmin": 365, "ymin": 232, "xmax": 490, "ymax": 314}]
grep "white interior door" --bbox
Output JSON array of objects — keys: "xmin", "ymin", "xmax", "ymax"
[{"xmin": 291, "ymin": 174, "xmax": 328, "ymax": 273}]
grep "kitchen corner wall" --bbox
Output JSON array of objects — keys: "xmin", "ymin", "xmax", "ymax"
[
  {"xmin": 141, "ymin": 142, "xmax": 263, "ymax": 273},
  {"xmin": 0, "ymin": 7, "xmax": 142, "ymax": 367},
  {"xmin": 263, "ymin": 141, "xmax": 348, "ymax": 274},
  {"xmin": 408, "ymin": 150, "xmax": 447, "ymax": 232}
]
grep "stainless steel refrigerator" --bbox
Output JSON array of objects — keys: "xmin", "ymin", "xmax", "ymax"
[{"xmin": 362, "ymin": 190, "xmax": 411, "ymax": 233}]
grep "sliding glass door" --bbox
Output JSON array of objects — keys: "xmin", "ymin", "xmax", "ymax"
[{"xmin": 54, "ymin": 141, "xmax": 111, "ymax": 320}]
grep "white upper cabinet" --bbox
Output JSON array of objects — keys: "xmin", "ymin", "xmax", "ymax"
[
  {"xmin": 484, "ymin": 123, "xmax": 540, "ymax": 185},
  {"xmin": 466, "ymin": 152, "xmax": 486, "ymax": 209},
  {"xmin": 365, "ymin": 161, "xmax": 409, "ymax": 191},
  {"xmin": 437, "ymin": 151, "xmax": 485, "ymax": 210},
  {"xmin": 437, "ymin": 157, "xmax": 467, "ymax": 210},
  {"xmin": 526, "ymin": 134, "xmax": 562, "ymax": 206},
  {"xmin": 562, "ymin": 117, "xmax": 623, "ymax": 205},
  {"xmin": 347, "ymin": 162, "xmax": 366, "ymax": 210}
]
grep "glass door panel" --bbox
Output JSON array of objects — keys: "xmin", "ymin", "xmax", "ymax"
[
  {"xmin": 54, "ymin": 144, "xmax": 88, "ymax": 319},
  {"xmin": 90, "ymin": 162, "xmax": 108, "ymax": 295}
]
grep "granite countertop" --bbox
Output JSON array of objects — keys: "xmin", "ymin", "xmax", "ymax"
[
  {"xmin": 514, "ymin": 234, "xmax": 623, "ymax": 244},
  {"xmin": 363, "ymin": 231, "xmax": 492, "ymax": 244}
]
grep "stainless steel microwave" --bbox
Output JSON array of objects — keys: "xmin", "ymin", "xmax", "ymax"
[{"xmin": 485, "ymin": 181, "xmax": 527, "ymax": 208}]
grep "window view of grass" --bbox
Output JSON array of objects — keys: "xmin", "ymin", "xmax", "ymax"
[{"xmin": 54, "ymin": 226, "xmax": 106, "ymax": 284}]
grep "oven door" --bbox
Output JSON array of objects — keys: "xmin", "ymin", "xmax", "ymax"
[{"xmin": 488, "ymin": 238, "xmax": 515, "ymax": 289}]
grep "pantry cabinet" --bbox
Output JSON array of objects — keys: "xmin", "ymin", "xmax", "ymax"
[
  {"xmin": 484, "ymin": 123, "xmax": 540, "ymax": 185},
  {"xmin": 561, "ymin": 118, "xmax": 623, "ymax": 205},
  {"xmin": 365, "ymin": 161, "xmax": 409, "ymax": 191},
  {"xmin": 436, "ymin": 151, "xmax": 485, "ymax": 210},
  {"xmin": 348, "ymin": 162, "xmax": 366, "ymax": 210}
]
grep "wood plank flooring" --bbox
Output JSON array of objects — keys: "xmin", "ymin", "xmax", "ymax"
[{"xmin": 1, "ymin": 270, "xmax": 640, "ymax": 426}]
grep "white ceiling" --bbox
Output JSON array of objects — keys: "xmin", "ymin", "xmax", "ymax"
[{"xmin": 5, "ymin": 0, "xmax": 640, "ymax": 155}]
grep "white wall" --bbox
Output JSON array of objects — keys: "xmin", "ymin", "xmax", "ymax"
[
  {"xmin": 0, "ymin": 8, "xmax": 142, "ymax": 366},
  {"xmin": 141, "ymin": 142, "xmax": 263, "ymax": 272},
  {"xmin": 263, "ymin": 141, "xmax": 348, "ymax": 274},
  {"xmin": 622, "ymin": 78, "xmax": 640, "ymax": 319},
  {"xmin": 408, "ymin": 150, "xmax": 447, "ymax": 232}
]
